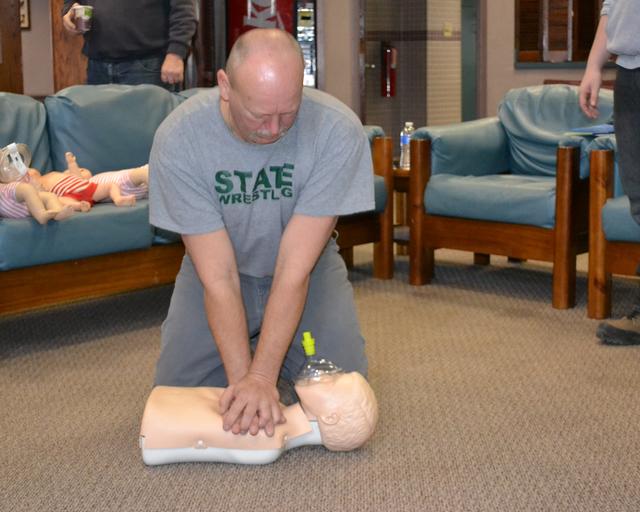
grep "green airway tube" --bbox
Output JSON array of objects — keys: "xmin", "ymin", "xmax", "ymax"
[{"xmin": 301, "ymin": 331, "xmax": 316, "ymax": 356}]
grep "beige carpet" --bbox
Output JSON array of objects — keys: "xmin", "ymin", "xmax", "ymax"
[{"xmin": 1, "ymin": 248, "xmax": 639, "ymax": 512}]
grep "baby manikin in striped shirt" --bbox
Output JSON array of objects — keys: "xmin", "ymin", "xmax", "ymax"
[
  {"xmin": 0, "ymin": 143, "xmax": 75, "ymax": 224},
  {"xmin": 28, "ymin": 152, "xmax": 148, "ymax": 212}
]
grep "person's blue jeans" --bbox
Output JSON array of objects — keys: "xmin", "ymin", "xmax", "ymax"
[{"xmin": 86, "ymin": 55, "xmax": 177, "ymax": 91}]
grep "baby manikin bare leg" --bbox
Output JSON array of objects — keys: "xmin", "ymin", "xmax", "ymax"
[
  {"xmin": 40, "ymin": 191, "xmax": 74, "ymax": 220},
  {"xmin": 92, "ymin": 182, "xmax": 135, "ymax": 206},
  {"xmin": 18, "ymin": 184, "xmax": 56, "ymax": 224},
  {"xmin": 129, "ymin": 165, "xmax": 149, "ymax": 187}
]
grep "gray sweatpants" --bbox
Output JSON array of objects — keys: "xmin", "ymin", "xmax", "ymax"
[
  {"xmin": 155, "ymin": 238, "xmax": 367, "ymax": 387},
  {"xmin": 614, "ymin": 66, "xmax": 640, "ymax": 225}
]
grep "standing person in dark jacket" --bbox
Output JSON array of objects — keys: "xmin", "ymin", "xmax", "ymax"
[{"xmin": 62, "ymin": 0, "xmax": 197, "ymax": 90}]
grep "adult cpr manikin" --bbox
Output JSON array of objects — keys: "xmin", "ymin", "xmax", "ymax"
[{"xmin": 139, "ymin": 370, "xmax": 378, "ymax": 465}]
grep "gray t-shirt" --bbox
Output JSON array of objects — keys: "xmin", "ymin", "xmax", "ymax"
[
  {"xmin": 602, "ymin": 0, "xmax": 640, "ymax": 69},
  {"xmin": 149, "ymin": 87, "xmax": 375, "ymax": 277}
]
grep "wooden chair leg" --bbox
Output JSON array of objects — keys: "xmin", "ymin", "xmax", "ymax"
[
  {"xmin": 552, "ymin": 146, "xmax": 580, "ymax": 309},
  {"xmin": 373, "ymin": 136, "xmax": 394, "ymax": 279},
  {"xmin": 408, "ymin": 138, "xmax": 431, "ymax": 285},
  {"xmin": 395, "ymin": 191, "xmax": 408, "ymax": 256},
  {"xmin": 473, "ymin": 253, "xmax": 490, "ymax": 265},
  {"xmin": 373, "ymin": 239, "xmax": 393, "ymax": 279},
  {"xmin": 339, "ymin": 247, "xmax": 354, "ymax": 269},
  {"xmin": 588, "ymin": 240, "xmax": 612, "ymax": 319},
  {"xmin": 588, "ymin": 149, "xmax": 614, "ymax": 319},
  {"xmin": 552, "ymin": 253, "xmax": 576, "ymax": 309}
]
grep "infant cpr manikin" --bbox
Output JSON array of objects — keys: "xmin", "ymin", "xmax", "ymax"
[{"xmin": 139, "ymin": 333, "xmax": 378, "ymax": 465}]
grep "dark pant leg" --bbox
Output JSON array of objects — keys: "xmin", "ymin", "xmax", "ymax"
[
  {"xmin": 116, "ymin": 56, "xmax": 178, "ymax": 91},
  {"xmin": 86, "ymin": 59, "xmax": 113, "ymax": 85},
  {"xmin": 614, "ymin": 66, "xmax": 640, "ymax": 225},
  {"xmin": 154, "ymin": 255, "xmax": 265, "ymax": 387},
  {"xmin": 279, "ymin": 239, "xmax": 368, "ymax": 382}
]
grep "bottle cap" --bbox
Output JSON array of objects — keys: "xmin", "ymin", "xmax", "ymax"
[{"xmin": 301, "ymin": 331, "xmax": 316, "ymax": 356}]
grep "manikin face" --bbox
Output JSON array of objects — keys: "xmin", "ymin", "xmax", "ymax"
[{"xmin": 295, "ymin": 372, "xmax": 379, "ymax": 451}]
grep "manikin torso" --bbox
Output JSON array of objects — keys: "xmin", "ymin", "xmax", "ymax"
[{"xmin": 139, "ymin": 372, "xmax": 378, "ymax": 465}]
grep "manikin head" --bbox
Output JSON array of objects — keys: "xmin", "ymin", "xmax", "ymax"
[
  {"xmin": 295, "ymin": 372, "xmax": 379, "ymax": 451},
  {"xmin": 217, "ymin": 28, "xmax": 304, "ymax": 145},
  {"xmin": 0, "ymin": 143, "xmax": 30, "ymax": 183}
]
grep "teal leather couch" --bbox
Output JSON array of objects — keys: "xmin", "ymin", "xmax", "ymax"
[
  {"xmin": 406, "ymin": 84, "xmax": 614, "ymax": 308},
  {"xmin": 0, "ymin": 85, "xmax": 180, "ymax": 273},
  {"xmin": 0, "ymin": 85, "xmax": 390, "ymax": 314}
]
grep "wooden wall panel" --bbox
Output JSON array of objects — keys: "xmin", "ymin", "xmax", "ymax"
[
  {"xmin": 517, "ymin": 0, "xmax": 540, "ymax": 52},
  {"xmin": 0, "ymin": 0, "xmax": 23, "ymax": 93},
  {"xmin": 548, "ymin": 1, "xmax": 570, "ymax": 52},
  {"xmin": 50, "ymin": 0, "xmax": 86, "ymax": 91}
]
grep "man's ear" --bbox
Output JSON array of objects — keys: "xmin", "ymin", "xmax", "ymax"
[
  {"xmin": 320, "ymin": 412, "xmax": 339, "ymax": 426},
  {"xmin": 217, "ymin": 69, "xmax": 231, "ymax": 101}
]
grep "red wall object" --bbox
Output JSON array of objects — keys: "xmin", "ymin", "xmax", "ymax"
[
  {"xmin": 381, "ymin": 43, "xmax": 397, "ymax": 98},
  {"xmin": 227, "ymin": 0, "xmax": 295, "ymax": 51}
]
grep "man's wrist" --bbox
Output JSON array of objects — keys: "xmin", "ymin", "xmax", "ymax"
[{"xmin": 246, "ymin": 368, "xmax": 277, "ymax": 386}]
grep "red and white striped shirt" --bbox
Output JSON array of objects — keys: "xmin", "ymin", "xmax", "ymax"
[
  {"xmin": 50, "ymin": 175, "xmax": 92, "ymax": 197},
  {"xmin": 90, "ymin": 170, "xmax": 148, "ymax": 201},
  {"xmin": 0, "ymin": 181, "xmax": 30, "ymax": 219}
]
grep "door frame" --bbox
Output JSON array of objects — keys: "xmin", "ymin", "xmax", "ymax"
[
  {"xmin": 0, "ymin": 0, "xmax": 24, "ymax": 93},
  {"xmin": 50, "ymin": 0, "xmax": 86, "ymax": 91}
]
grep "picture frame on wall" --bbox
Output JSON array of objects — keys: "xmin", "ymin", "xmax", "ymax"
[{"xmin": 20, "ymin": 0, "xmax": 31, "ymax": 30}]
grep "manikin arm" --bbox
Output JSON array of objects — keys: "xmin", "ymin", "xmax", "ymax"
[
  {"xmin": 64, "ymin": 152, "xmax": 93, "ymax": 180},
  {"xmin": 13, "ymin": 183, "xmax": 74, "ymax": 224}
]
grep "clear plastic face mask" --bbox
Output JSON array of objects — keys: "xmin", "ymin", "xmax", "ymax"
[{"xmin": 0, "ymin": 143, "xmax": 31, "ymax": 183}]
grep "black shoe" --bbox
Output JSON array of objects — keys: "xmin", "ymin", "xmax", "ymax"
[{"xmin": 597, "ymin": 307, "xmax": 640, "ymax": 346}]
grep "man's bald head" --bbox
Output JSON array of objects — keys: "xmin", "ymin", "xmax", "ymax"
[
  {"xmin": 217, "ymin": 28, "xmax": 305, "ymax": 145},
  {"xmin": 225, "ymin": 28, "xmax": 304, "ymax": 87}
]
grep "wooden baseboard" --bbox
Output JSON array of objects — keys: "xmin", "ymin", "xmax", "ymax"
[{"xmin": 0, "ymin": 244, "xmax": 185, "ymax": 316}]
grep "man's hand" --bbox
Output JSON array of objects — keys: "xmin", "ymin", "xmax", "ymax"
[
  {"xmin": 161, "ymin": 53, "xmax": 185, "ymax": 85},
  {"xmin": 219, "ymin": 372, "xmax": 285, "ymax": 437},
  {"xmin": 62, "ymin": 3, "xmax": 83, "ymax": 35},
  {"xmin": 579, "ymin": 68, "xmax": 603, "ymax": 119}
]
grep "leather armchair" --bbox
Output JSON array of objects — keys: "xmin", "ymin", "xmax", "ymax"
[
  {"xmin": 335, "ymin": 126, "xmax": 394, "ymax": 279},
  {"xmin": 407, "ymin": 85, "xmax": 613, "ymax": 308},
  {"xmin": 588, "ymin": 135, "xmax": 640, "ymax": 318}
]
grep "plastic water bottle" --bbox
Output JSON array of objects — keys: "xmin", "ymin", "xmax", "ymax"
[
  {"xmin": 399, "ymin": 121, "xmax": 414, "ymax": 170},
  {"xmin": 296, "ymin": 331, "xmax": 342, "ymax": 385}
]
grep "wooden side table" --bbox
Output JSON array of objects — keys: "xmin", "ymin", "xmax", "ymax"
[{"xmin": 393, "ymin": 167, "xmax": 411, "ymax": 255}]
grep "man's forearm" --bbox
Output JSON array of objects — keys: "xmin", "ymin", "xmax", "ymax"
[
  {"xmin": 203, "ymin": 279, "xmax": 252, "ymax": 384},
  {"xmin": 586, "ymin": 15, "xmax": 611, "ymax": 73},
  {"xmin": 168, "ymin": 0, "xmax": 197, "ymax": 59},
  {"xmin": 182, "ymin": 231, "xmax": 252, "ymax": 385},
  {"xmin": 249, "ymin": 214, "xmax": 337, "ymax": 385},
  {"xmin": 250, "ymin": 274, "xmax": 310, "ymax": 384}
]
